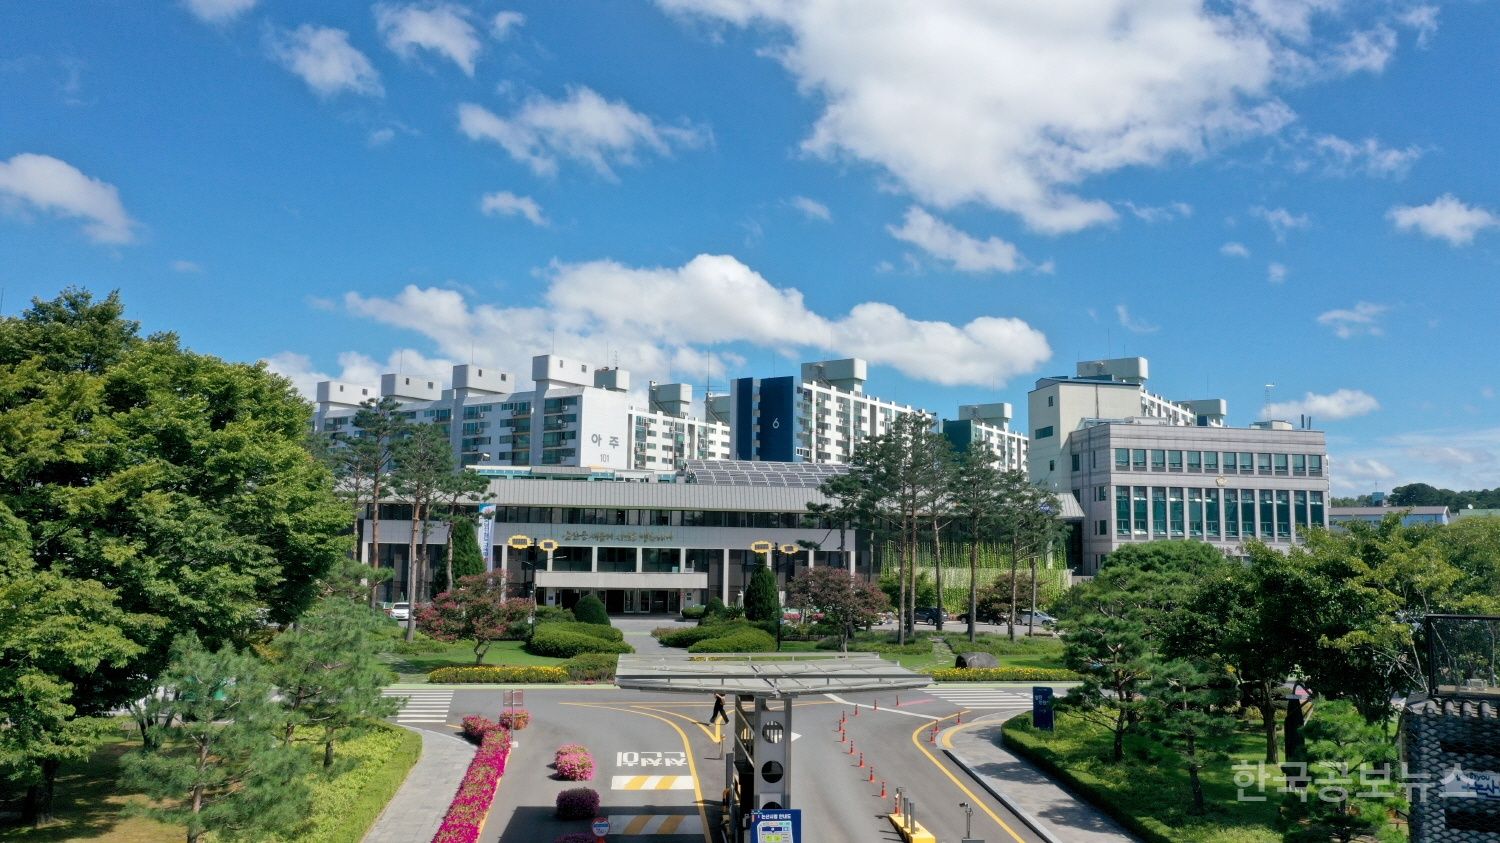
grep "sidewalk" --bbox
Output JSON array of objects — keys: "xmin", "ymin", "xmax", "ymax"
[
  {"xmin": 944, "ymin": 717, "xmax": 1137, "ymax": 843},
  {"xmin": 363, "ymin": 726, "xmax": 475, "ymax": 843}
]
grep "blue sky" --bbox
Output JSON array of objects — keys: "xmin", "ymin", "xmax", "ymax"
[{"xmin": 2, "ymin": 0, "xmax": 1497, "ymax": 494}]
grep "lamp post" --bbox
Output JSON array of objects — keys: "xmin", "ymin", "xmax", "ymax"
[
  {"xmin": 508, "ymin": 534, "xmax": 533, "ymax": 599},
  {"xmin": 958, "ymin": 802, "xmax": 974, "ymax": 841}
]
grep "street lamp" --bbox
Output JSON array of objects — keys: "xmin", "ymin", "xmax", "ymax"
[
  {"xmin": 508, "ymin": 535, "xmax": 533, "ymax": 598},
  {"xmin": 958, "ymin": 802, "xmax": 974, "ymax": 840}
]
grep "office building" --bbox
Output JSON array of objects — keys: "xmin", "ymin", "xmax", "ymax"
[{"xmin": 314, "ymin": 355, "xmax": 731, "ymax": 472}]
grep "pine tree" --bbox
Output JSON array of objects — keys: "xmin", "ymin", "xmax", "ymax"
[
  {"xmin": 123, "ymin": 635, "xmax": 311, "ymax": 843},
  {"xmin": 744, "ymin": 565, "xmax": 780, "ymax": 622},
  {"xmin": 343, "ymin": 397, "xmax": 410, "ymax": 607},
  {"xmin": 948, "ymin": 441, "xmax": 1002, "ymax": 643},
  {"xmin": 449, "ymin": 517, "xmax": 487, "ymax": 582},
  {"xmin": 391, "ymin": 425, "xmax": 454, "ymax": 640}
]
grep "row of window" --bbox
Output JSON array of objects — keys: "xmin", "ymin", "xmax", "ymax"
[
  {"xmin": 1106, "ymin": 486, "xmax": 1326, "ymax": 541},
  {"xmin": 490, "ymin": 505, "xmax": 835, "ymax": 530},
  {"xmin": 1079, "ymin": 448, "xmax": 1324, "ymax": 477}
]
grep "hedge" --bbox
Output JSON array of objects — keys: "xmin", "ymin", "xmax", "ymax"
[
  {"xmin": 681, "ymin": 605, "xmax": 707, "ymax": 620},
  {"xmin": 927, "ymin": 667, "xmax": 1080, "ymax": 682},
  {"xmin": 265, "ymin": 721, "xmax": 423, "ymax": 843},
  {"xmin": 687, "ymin": 628, "xmax": 777, "ymax": 653},
  {"xmin": 654, "ymin": 621, "xmax": 754, "ymax": 648},
  {"xmin": 536, "ymin": 621, "xmax": 623, "ymax": 642},
  {"xmin": 429, "ymin": 665, "xmax": 571, "ymax": 684},
  {"xmin": 525, "ymin": 626, "xmax": 634, "ymax": 658},
  {"xmin": 562, "ymin": 653, "xmax": 618, "ymax": 683}
]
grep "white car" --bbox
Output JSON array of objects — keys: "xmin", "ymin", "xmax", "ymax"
[{"xmin": 388, "ymin": 602, "xmax": 411, "ymax": 621}]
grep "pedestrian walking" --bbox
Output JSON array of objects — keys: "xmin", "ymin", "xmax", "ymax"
[{"xmin": 709, "ymin": 691, "xmax": 729, "ymax": 725}]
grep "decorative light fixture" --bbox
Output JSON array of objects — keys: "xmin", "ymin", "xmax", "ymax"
[
  {"xmin": 779, "ymin": 543, "xmax": 798, "ymax": 555},
  {"xmin": 507, "ymin": 535, "xmax": 533, "ymax": 551},
  {"xmin": 537, "ymin": 538, "xmax": 559, "ymax": 553},
  {"xmin": 750, "ymin": 540, "xmax": 773, "ymax": 554}
]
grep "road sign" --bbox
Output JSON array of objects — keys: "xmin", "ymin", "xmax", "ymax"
[
  {"xmin": 750, "ymin": 808, "xmax": 800, "ymax": 843},
  {"xmin": 592, "ymin": 816, "xmax": 610, "ymax": 837},
  {"xmin": 1032, "ymin": 686, "xmax": 1054, "ymax": 731}
]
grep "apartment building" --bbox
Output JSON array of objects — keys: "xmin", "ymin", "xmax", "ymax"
[{"xmin": 941, "ymin": 402, "xmax": 1029, "ymax": 473}]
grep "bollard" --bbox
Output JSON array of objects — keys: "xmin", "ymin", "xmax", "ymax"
[
  {"xmin": 895, "ymin": 694, "xmax": 900, "ymax": 707},
  {"xmin": 909, "ymin": 800, "xmax": 918, "ymax": 832},
  {"xmin": 873, "ymin": 698, "xmax": 879, "ymax": 711},
  {"xmin": 852, "ymin": 705, "xmax": 859, "ymax": 717}
]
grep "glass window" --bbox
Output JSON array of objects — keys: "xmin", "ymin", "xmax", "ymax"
[
  {"xmin": 1168, "ymin": 451, "xmax": 1184, "ymax": 472},
  {"xmin": 1239, "ymin": 452, "xmax": 1254, "ymax": 474},
  {"xmin": 642, "ymin": 548, "xmax": 680, "ymax": 573},
  {"xmin": 1096, "ymin": 486, "xmax": 1108, "ymax": 502},
  {"xmin": 1187, "ymin": 451, "xmax": 1202, "ymax": 473},
  {"xmin": 1188, "ymin": 488, "xmax": 1204, "ymax": 538},
  {"xmin": 551, "ymin": 546, "xmax": 591, "ymax": 573},
  {"xmin": 1309, "ymin": 454, "xmax": 1323, "ymax": 476},
  {"xmin": 1276, "ymin": 491, "xmax": 1291, "ymax": 539},
  {"xmin": 1096, "ymin": 519, "xmax": 1108, "ymax": 536},
  {"xmin": 1115, "ymin": 448, "xmax": 1129, "ymax": 469},
  {"xmin": 1204, "ymin": 451, "xmax": 1219, "ymax": 473},
  {"xmin": 1222, "ymin": 452, "xmax": 1237, "ymax": 473},
  {"xmin": 1151, "ymin": 487, "xmax": 1167, "ymax": 537},
  {"xmin": 1241, "ymin": 490, "xmax": 1257, "ymax": 537},
  {"xmin": 1206, "ymin": 489, "xmax": 1221, "ymax": 538},
  {"xmin": 1132, "ymin": 449, "xmax": 1147, "ymax": 471},
  {"xmin": 1133, "ymin": 486, "xmax": 1148, "ymax": 536},
  {"xmin": 1274, "ymin": 453, "xmax": 1289, "ymax": 476},
  {"xmin": 1169, "ymin": 488, "xmax": 1185, "ymax": 537},
  {"xmin": 1292, "ymin": 454, "xmax": 1307, "ymax": 476},
  {"xmin": 1310, "ymin": 491, "xmax": 1325, "ymax": 526},
  {"xmin": 1256, "ymin": 453, "xmax": 1272, "ymax": 475},
  {"xmin": 1151, "ymin": 449, "xmax": 1166, "ymax": 471},
  {"xmin": 1116, "ymin": 487, "xmax": 1131, "ymax": 536},
  {"xmin": 1224, "ymin": 490, "xmax": 1240, "ymax": 538},
  {"xmin": 1034, "ymin": 426, "xmax": 1054, "ymax": 439},
  {"xmin": 1294, "ymin": 490, "xmax": 1309, "ymax": 530},
  {"xmin": 1260, "ymin": 490, "xmax": 1275, "ymax": 537},
  {"xmin": 597, "ymin": 547, "xmax": 636, "ymax": 573},
  {"xmin": 1071, "ymin": 453, "xmax": 1080, "ymax": 472}
]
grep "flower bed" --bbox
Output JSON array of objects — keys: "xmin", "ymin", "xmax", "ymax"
[
  {"xmin": 927, "ymin": 666, "xmax": 1080, "ymax": 682},
  {"xmin": 428, "ymin": 665, "xmax": 571, "ymax": 684},
  {"xmin": 555, "ymin": 787, "xmax": 600, "ymax": 820},
  {"xmin": 554, "ymin": 744, "xmax": 595, "ymax": 781},
  {"xmin": 497, "ymin": 708, "xmax": 531, "ymax": 731},
  {"xmin": 461, "ymin": 715, "xmax": 500, "ymax": 743},
  {"xmin": 431, "ymin": 726, "xmax": 512, "ymax": 843}
]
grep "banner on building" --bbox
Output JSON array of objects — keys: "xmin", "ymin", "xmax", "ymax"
[{"xmin": 478, "ymin": 503, "xmax": 496, "ymax": 572}]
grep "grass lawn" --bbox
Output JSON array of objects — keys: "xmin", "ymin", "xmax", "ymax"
[
  {"xmin": 0, "ymin": 721, "xmax": 421, "ymax": 843},
  {"xmin": 946, "ymin": 632, "xmax": 1067, "ymax": 671},
  {"xmin": 1004, "ymin": 711, "xmax": 1407, "ymax": 843},
  {"xmin": 384, "ymin": 638, "xmax": 565, "ymax": 682}
]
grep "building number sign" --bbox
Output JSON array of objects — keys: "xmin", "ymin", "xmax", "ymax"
[{"xmin": 617, "ymin": 751, "xmax": 686, "ymax": 767}]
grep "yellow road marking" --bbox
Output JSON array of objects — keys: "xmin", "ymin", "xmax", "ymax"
[
  {"xmin": 562, "ymin": 703, "xmax": 711, "ymax": 843},
  {"xmin": 660, "ymin": 814, "xmax": 684, "ymax": 833},
  {"xmin": 627, "ymin": 775, "xmax": 649, "ymax": 789},
  {"xmin": 941, "ymin": 712, "xmax": 1007, "ymax": 749},
  {"xmin": 624, "ymin": 814, "xmax": 652, "ymax": 834},
  {"xmin": 909, "ymin": 713, "xmax": 1027, "ymax": 843}
]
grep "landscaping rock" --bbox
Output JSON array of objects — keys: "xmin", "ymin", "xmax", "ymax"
[{"xmin": 955, "ymin": 652, "xmax": 1000, "ymax": 669}]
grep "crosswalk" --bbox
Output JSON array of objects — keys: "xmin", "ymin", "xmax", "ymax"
[
  {"xmin": 923, "ymin": 686, "xmax": 1035, "ymax": 710},
  {"xmin": 381, "ymin": 689, "xmax": 453, "ymax": 724},
  {"xmin": 606, "ymin": 814, "xmax": 703, "ymax": 835}
]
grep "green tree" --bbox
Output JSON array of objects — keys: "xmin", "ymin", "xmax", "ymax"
[
  {"xmin": 744, "ymin": 564, "xmax": 781, "ymax": 622},
  {"xmin": 416, "ymin": 574, "xmax": 532, "ymax": 664},
  {"xmin": 123, "ymin": 635, "xmax": 312, "ymax": 843},
  {"xmin": 1283, "ymin": 700, "xmax": 1399, "ymax": 843},
  {"xmin": 992, "ymin": 470, "xmax": 1066, "ymax": 640},
  {"xmin": 391, "ymin": 424, "xmax": 454, "ymax": 640},
  {"xmin": 269, "ymin": 598, "xmax": 400, "ymax": 768},
  {"xmin": 1138, "ymin": 658, "xmax": 1237, "ymax": 816},
  {"xmin": 573, "ymin": 593, "xmax": 610, "ymax": 625},
  {"xmin": 339, "ymin": 397, "xmax": 410, "ymax": 606},
  {"xmin": 948, "ymin": 442, "xmax": 1002, "ymax": 642},
  {"xmin": 448, "ymin": 513, "xmax": 488, "ymax": 583},
  {"xmin": 786, "ymin": 566, "xmax": 888, "ymax": 651},
  {"xmin": 431, "ymin": 471, "xmax": 492, "ymax": 593}
]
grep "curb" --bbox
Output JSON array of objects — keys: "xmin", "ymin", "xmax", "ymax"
[{"xmin": 943, "ymin": 747, "xmax": 1063, "ymax": 843}]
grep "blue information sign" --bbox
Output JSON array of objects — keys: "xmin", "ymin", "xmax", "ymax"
[
  {"xmin": 750, "ymin": 809, "xmax": 801, "ymax": 843},
  {"xmin": 1033, "ymin": 686, "xmax": 1054, "ymax": 731}
]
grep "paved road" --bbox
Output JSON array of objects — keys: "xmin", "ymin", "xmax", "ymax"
[{"xmin": 399, "ymin": 684, "xmax": 1050, "ymax": 842}]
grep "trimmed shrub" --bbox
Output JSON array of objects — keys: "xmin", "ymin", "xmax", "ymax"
[
  {"xmin": 525, "ymin": 626, "xmax": 634, "ymax": 658},
  {"xmin": 496, "ymin": 709, "xmax": 531, "ymax": 731},
  {"xmin": 429, "ymin": 665, "xmax": 571, "ymax": 684},
  {"xmin": 927, "ymin": 667, "xmax": 1080, "ymax": 682},
  {"xmin": 562, "ymin": 653, "xmax": 618, "ymax": 683},
  {"xmin": 655, "ymin": 620, "xmax": 753, "ymax": 648},
  {"xmin": 555, "ymin": 787, "xmax": 600, "ymax": 820},
  {"xmin": 703, "ymin": 596, "xmax": 726, "ymax": 618},
  {"xmin": 554, "ymin": 746, "xmax": 595, "ymax": 781},
  {"xmin": 687, "ymin": 628, "xmax": 777, "ymax": 653},
  {"xmin": 681, "ymin": 605, "xmax": 707, "ymax": 620},
  {"xmin": 743, "ymin": 566, "xmax": 779, "ymax": 622},
  {"xmin": 432, "ymin": 726, "xmax": 512, "ymax": 843},
  {"xmin": 555, "ymin": 743, "xmax": 587, "ymax": 761},
  {"xmin": 572, "ymin": 594, "xmax": 609, "ymax": 625},
  {"xmin": 533, "ymin": 605, "xmax": 575, "ymax": 625},
  {"xmin": 461, "ymin": 715, "xmax": 499, "ymax": 743},
  {"xmin": 537, "ymin": 621, "xmax": 623, "ymax": 642}
]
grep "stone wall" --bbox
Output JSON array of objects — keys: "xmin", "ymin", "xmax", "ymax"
[{"xmin": 1406, "ymin": 695, "xmax": 1500, "ymax": 841}]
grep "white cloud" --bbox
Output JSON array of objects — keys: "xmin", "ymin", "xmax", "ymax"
[
  {"xmin": 1121, "ymin": 201, "xmax": 1192, "ymax": 224},
  {"xmin": 458, "ymin": 89, "xmax": 704, "ymax": 179},
  {"xmin": 0, "ymin": 152, "xmax": 136, "ymax": 244},
  {"xmin": 375, "ymin": 3, "xmax": 482, "ymax": 76},
  {"xmin": 263, "ymin": 348, "xmax": 453, "ymax": 399},
  {"xmin": 1310, "ymin": 134, "xmax": 1422, "ymax": 177},
  {"xmin": 368, "ymin": 128, "xmax": 396, "ymax": 147},
  {"xmin": 1115, "ymin": 304, "xmax": 1159, "ymax": 334},
  {"xmin": 480, "ymin": 190, "xmax": 547, "ymax": 226},
  {"xmin": 1316, "ymin": 301, "xmax": 1387, "ymax": 339},
  {"xmin": 1335, "ymin": 456, "xmax": 1396, "ymax": 487},
  {"xmin": 1399, "ymin": 5, "xmax": 1439, "ymax": 48},
  {"xmin": 183, "ymin": 0, "xmax": 256, "ymax": 24},
  {"xmin": 339, "ymin": 254, "xmax": 1051, "ymax": 388},
  {"xmin": 1252, "ymin": 205, "xmax": 1310, "ymax": 240},
  {"xmin": 268, "ymin": 25, "xmax": 383, "ymax": 98},
  {"xmin": 172, "ymin": 259, "xmax": 202, "ymax": 273},
  {"xmin": 887, "ymin": 206, "xmax": 1023, "ymax": 273},
  {"xmin": 655, "ymin": 1, "xmax": 1408, "ymax": 233},
  {"xmin": 1220, "ymin": 241, "xmax": 1251, "ymax": 258},
  {"xmin": 1267, "ymin": 262, "xmax": 1287, "ymax": 284},
  {"xmin": 1265, "ymin": 388, "xmax": 1380, "ymax": 422},
  {"xmin": 492, "ymin": 11, "xmax": 525, "ymax": 39},
  {"xmin": 1483, "ymin": 386, "xmax": 1496, "ymax": 400},
  {"xmin": 788, "ymin": 195, "xmax": 831, "ymax": 222},
  {"xmin": 1333, "ymin": 426, "xmax": 1500, "ymax": 493},
  {"xmin": 1388, "ymin": 194, "xmax": 1500, "ymax": 246}
]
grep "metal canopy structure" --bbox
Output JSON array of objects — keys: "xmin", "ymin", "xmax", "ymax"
[{"xmin": 614, "ymin": 651, "xmax": 931, "ymax": 698}]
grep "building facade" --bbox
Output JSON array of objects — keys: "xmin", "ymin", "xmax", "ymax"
[
  {"xmin": 1329, "ymin": 505, "xmax": 1452, "ymax": 527},
  {"xmin": 315, "ymin": 355, "xmax": 731, "ymax": 472},
  {"xmin": 1066, "ymin": 419, "xmax": 1329, "ymax": 572},
  {"xmin": 941, "ymin": 402, "xmax": 1028, "ymax": 472}
]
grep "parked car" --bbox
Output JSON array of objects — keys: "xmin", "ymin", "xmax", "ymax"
[
  {"xmin": 388, "ymin": 602, "xmax": 411, "ymax": 621},
  {"xmin": 955, "ymin": 608, "xmax": 1003, "ymax": 624},
  {"xmin": 1016, "ymin": 610, "xmax": 1057, "ymax": 629},
  {"xmin": 913, "ymin": 606, "xmax": 949, "ymax": 625}
]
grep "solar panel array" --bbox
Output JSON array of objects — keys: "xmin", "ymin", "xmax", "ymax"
[{"xmin": 682, "ymin": 459, "xmax": 849, "ymax": 488}]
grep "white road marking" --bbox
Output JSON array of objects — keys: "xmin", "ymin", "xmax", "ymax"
[
  {"xmin": 381, "ymin": 689, "xmax": 454, "ymax": 724},
  {"xmin": 824, "ymin": 693, "xmax": 941, "ymax": 720},
  {"xmin": 923, "ymin": 687, "xmax": 1034, "ymax": 709}
]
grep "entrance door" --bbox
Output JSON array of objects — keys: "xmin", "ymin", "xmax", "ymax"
[
  {"xmin": 605, "ymin": 589, "xmax": 624, "ymax": 615},
  {"xmin": 637, "ymin": 590, "xmax": 651, "ymax": 615},
  {"xmin": 650, "ymin": 590, "xmax": 668, "ymax": 613},
  {"xmin": 559, "ymin": 590, "xmax": 579, "ymax": 610}
]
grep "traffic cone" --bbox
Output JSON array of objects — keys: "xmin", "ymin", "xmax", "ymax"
[
  {"xmin": 873, "ymin": 698, "xmax": 879, "ymax": 711},
  {"xmin": 927, "ymin": 727, "xmax": 936, "ymax": 743},
  {"xmin": 892, "ymin": 793, "xmax": 899, "ymax": 813},
  {"xmin": 858, "ymin": 752, "xmax": 864, "ymax": 768},
  {"xmin": 852, "ymin": 706, "xmax": 859, "ymax": 718},
  {"xmin": 868, "ymin": 766, "xmax": 875, "ymax": 783},
  {"xmin": 880, "ymin": 781, "xmax": 887, "ymax": 798},
  {"xmin": 895, "ymin": 694, "xmax": 900, "ymax": 707},
  {"xmin": 956, "ymin": 710, "xmax": 962, "ymax": 724},
  {"xmin": 848, "ymin": 740, "xmax": 855, "ymax": 755}
]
